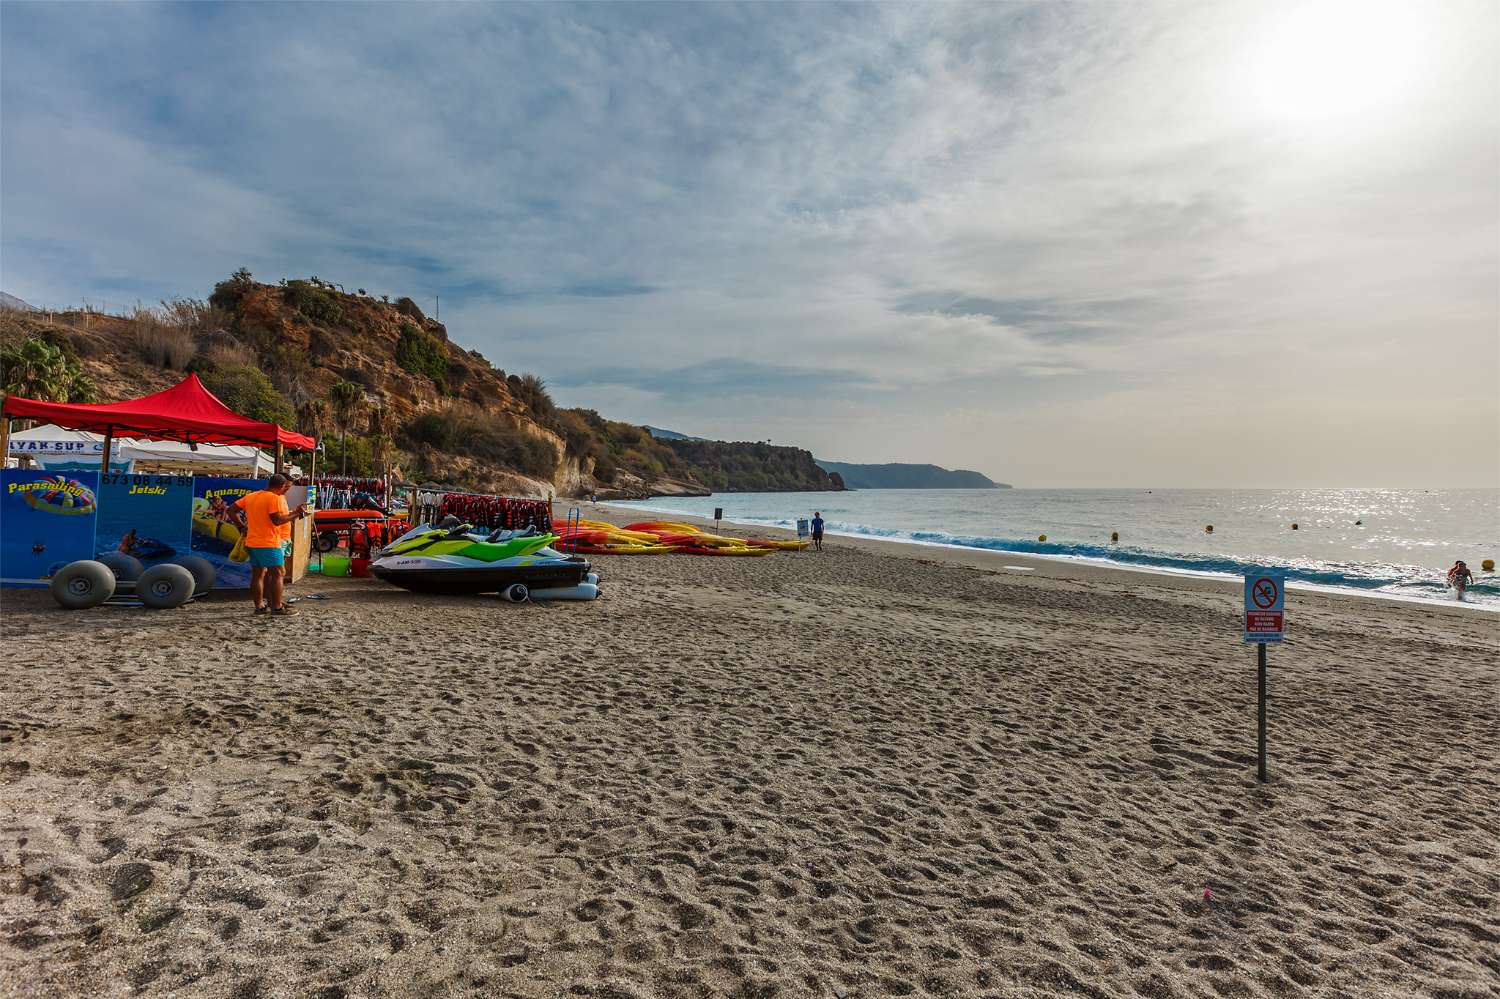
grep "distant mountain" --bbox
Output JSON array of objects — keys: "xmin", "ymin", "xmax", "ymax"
[
  {"xmin": 0, "ymin": 291, "xmax": 35, "ymax": 311},
  {"xmin": 815, "ymin": 460, "xmax": 1009, "ymax": 489},
  {"xmin": 644, "ymin": 425, "xmax": 707, "ymax": 441}
]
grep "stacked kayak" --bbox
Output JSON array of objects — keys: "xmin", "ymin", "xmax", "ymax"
[
  {"xmin": 626, "ymin": 521, "xmax": 810, "ymax": 554},
  {"xmin": 552, "ymin": 520, "xmax": 680, "ymax": 554},
  {"xmin": 551, "ymin": 518, "xmax": 809, "ymax": 556}
]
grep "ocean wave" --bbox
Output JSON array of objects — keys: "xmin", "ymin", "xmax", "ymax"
[
  {"xmin": 839, "ymin": 524, "xmax": 1497, "ymax": 603},
  {"xmin": 606, "ymin": 499, "xmax": 1498, "ymax": 608}
]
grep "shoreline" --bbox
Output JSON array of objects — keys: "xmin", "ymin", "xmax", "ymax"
[{"xmin": 577, "ymin": 500, "xmax": 1498, "ymax": 616}]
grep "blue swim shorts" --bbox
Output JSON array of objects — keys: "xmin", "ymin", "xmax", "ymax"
[{"xmin": 247, "ymin": 546, "xmax": 286, "ymax": 568}]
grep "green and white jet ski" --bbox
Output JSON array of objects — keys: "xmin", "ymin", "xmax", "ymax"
[{"xmin": 371, "ymin": 522, "xmax": 593, "ymax": 596}]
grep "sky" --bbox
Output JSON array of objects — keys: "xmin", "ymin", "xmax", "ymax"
[{"xmin": 2, "ymin": 1, "xmax": 1496, "ymax": 488}]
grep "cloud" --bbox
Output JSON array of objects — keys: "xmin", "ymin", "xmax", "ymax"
[{"xmin": 2, "ymin": 0, "xmax": 1495, "ymax": 485}]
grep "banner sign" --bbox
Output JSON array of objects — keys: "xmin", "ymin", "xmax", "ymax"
[
  {"xmin": 8, "ymin": 438, "xmax": 118, "ymax": 457},
  {"xmin": 0, "ymin": 469, "xmax": 100, "ymax": 586},
  {"xmin": 96, "ymin": 474, "xmax": 194, "ymax": 570},
  {"xmin": 37, "ymin": 459, "xmax": 135, "ymax": 474},
  {"xmin": 191, "ymin": 477, "xmax": 262, "ymax": 589}
]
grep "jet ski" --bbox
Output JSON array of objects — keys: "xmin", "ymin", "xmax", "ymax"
[{"xmin": 370, "ymin": 521, "xmax": 593, "ymax": 595}]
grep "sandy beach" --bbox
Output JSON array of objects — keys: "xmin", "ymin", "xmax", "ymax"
[{"xmin": 1, "ymin": 505, "xmax": 1496, "ymax": 999}]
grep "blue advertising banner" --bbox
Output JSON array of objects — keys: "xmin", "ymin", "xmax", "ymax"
[
  {"xmin": 36, "ymin": 459, "xmax": 135, "ymax": 475},
  {"xmin": 191, "ymin": 477, "xmax": 262, "ymax": 588},
  {"xmin": 96, "ymin": 475, "xmax": 194, "ymax": 569},
  {"xmin": 0, "ymin": 470, "xmax": 100, "ymax": 586}
]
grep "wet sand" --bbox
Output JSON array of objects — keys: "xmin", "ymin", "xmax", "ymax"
[{"xmin": 1, "ymin": 509, "xmax": 1496, "ymax": 998}]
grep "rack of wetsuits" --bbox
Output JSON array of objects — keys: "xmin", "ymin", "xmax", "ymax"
[
  {"xmin": 315, "ymin": 476, "xmax": 388, "ymax": 511},
  {"xmin": 409, "ymin": 489, "xmax": 552, "ymax": 532}
]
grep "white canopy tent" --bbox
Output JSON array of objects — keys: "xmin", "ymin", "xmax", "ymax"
[{"xmin": 7, "ymin": 424, "xmax": 301, "ymax": 477}]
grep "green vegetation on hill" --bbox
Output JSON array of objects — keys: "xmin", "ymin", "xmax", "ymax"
[
  {"xmin": 815, "ymin": 460, "xmax": 1008, "ymax": 489},
  {"xmin": 0, "ymin": 270, "xmax": 852, "ymax": 497},
  {"xmin": 665, "ymin": 439, "xmax": 843, "ymax": 492}
]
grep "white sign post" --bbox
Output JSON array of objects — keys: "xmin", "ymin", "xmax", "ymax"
[{"xmin": 1244, "ymin": 573, "xmax": 1286, "ymax": 782}]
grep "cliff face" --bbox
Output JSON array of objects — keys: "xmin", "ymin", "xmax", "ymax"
[
  {"xmin": 660, "ymin": 440, "xmax": 844, "ymax": 493},
  {"xmin": 814, "ymin": 460, "xmax": 1008, "ymax": 489},
  {"xmin": 0, "ymin": 276, "xmax": 845, "ymax": 500}
]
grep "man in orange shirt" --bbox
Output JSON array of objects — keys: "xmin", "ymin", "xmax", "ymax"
[{"xmin": 232, "ymin": 473, "xmax": 308, "ymax": 616}]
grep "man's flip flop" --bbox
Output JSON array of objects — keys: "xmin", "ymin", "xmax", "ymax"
[{"xmin": 271, "ymin": 606, "xmax": 299, "ymax": 617}]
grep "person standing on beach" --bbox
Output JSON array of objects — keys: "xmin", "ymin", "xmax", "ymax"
[
  {"xmin": 811, "ymin": 511, "xmax": 825, "ymax": 551},
  {"xmin": 1447, "ymin": 560, "xmax": 1474, "ymax": 600},
  {"xmin": 232, "ymin": 473, "xmax": 308, "ymax": 617}
]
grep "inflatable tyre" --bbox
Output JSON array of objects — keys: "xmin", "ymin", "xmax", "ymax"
[
  {"xmin": 170, "ymin": 555, "xmax": 217, "ymax": 594},
  {"xmin": 50, "ymin": 560, "xmax": 116, "ymax": 609},
  {"xmin": 98, "ymin": 551, "xmax": 145, "ymax": 582},
  {"xmin": 315, "ymin": 532, "xmax": 341, "ymax": 554},
  {"xmin": 501, "ymin": 583, "xmax": 529, "ymax": 603},
  {"xmin": 137, "ymin": 564, "xmax": 196, "ymax": 609}
]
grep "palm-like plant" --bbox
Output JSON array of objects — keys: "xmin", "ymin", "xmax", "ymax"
[
  {"xmin": 370, "ymin": 433, "xmax": 394, "ymax": 475},
  {"xmin": 1, "ymin": 339, "xmax": 70, "ymax": 400},
  {"xmin": 296, "ymin": 399, "xmax": 329, "ymax": 437},
  {"xmin": 328, "ymin": 381, "xmax": 366, "ymax": 476}
]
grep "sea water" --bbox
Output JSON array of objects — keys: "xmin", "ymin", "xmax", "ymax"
[{"xmin": 608, "ymin": 488, "xmax": 1500, "ymax": 609}]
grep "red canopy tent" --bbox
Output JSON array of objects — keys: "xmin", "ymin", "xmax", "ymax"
[{"xmin": 3, "ymin": 373, "xmax": 316, "ymax": 475}]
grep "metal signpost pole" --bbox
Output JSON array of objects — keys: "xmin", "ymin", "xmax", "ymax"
[
  {"xmin": 1244, "ymin": 573, "xmax": 1285, "ymax": 784},
  {"xmin": 1257, "ymin": 642, "xmax": 1268, "ymax": 783}
]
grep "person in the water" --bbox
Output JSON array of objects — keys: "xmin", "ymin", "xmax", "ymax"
[{"xmin": 1447, "ymin": 560, "xmax": 1474, "ymax": 600}]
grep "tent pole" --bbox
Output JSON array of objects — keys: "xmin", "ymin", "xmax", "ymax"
[
  {"xmin": 100, "ymin": 427, "xmax": 113, "ymax": 479},
  {"xmin": 0, "ymin": 416, "xmax": 9, "ymax": 469},
  {"xmin": 275, "ymin": 442, "xmax": 284, "ymax": 476}
]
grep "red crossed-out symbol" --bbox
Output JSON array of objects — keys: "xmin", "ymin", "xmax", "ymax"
[{"xmin": 1252, "ymin": 577, "xmax": 1279, "ymax": 609}]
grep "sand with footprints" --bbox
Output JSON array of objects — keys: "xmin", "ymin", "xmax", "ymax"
[{"xmin": 1, "ymin": 513, "xmax": 1496, "ymax": 997}]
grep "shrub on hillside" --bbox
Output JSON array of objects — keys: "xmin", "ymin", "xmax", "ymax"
[
  {"xmin": 195, "ymin": 338, "xmax": 258, "ymax": 371},
  {"xmin": 283, "ymin": 280, "xmax": 342, "ymax": 325},
  {"xmin": 394, "ymin": 297, "xmax": 426, "ymax": 322},
  {"xmin": 405, "ymin": 410, "xmax": 456, "ymax": 450},
  {"xmin": 468, "ymin": 424, "xmax": 556, "ymax": 478},
  {"xmin": 401, "ymin": 408, "xmax": 558, "ymax": 479},
  {"xmin": 307, "ymin": 328, "xmax": 337, "ymax": 361},
  {"xmin": 394, "ymin": 321, "xmax": 447, "ymax": 387},
  {"xmin": 339, "ymin": 365, "xmax": 375, "ymax": 388},
  {"xmin": 208, "ymin": 267, "xmax": 255, "ymax": 312},
  {"xmin": 508, "ymin": 372, "xmax": 554, "ymax": 419},
  {"xmin": 159, "ymin": 297, "xmax": 231, "ymax": 337},
  {"xmin": 130, "ymin": 305, "xmax": 196, "ymax": 369},
  {"xmin": 202, "ymin": 365, "xmax": 296, "ymax": 427}
]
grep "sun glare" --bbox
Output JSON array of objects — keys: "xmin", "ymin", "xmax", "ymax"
[{"xmin": 1247, "ymin": 0, "xmax": 1427, "ymax": 122}]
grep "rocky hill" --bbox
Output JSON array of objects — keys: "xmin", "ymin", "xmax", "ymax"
[
  {"xmin": 814, "ymin": 460, "xmax": 1008, "ymax": 489},
  {"xmin": 0, "ymin": 272, "xmax": 842, "ymax": 499}
]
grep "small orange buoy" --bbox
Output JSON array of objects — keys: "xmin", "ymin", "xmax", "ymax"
[
  {"xmin": 1038, "ymin": 534, "xmax": 1047, "ymax": 542},
  {"xmin": 1484, "ymin": 559, "xmax": 1496, "ymax": 572},
  {"xmin": 1205, "ymin": 525, "xmax": 1214, "ymax": 534}
]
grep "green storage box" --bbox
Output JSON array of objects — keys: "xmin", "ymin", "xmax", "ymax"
[{"xmin": 321, "ymin": 555, "xmax": 351, "ymax": 577}]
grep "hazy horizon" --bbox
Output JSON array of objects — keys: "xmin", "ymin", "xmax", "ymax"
[{"xmin": 3, "ymin": 1, "xmax": 1496, "ymax": 488}]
